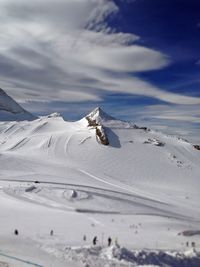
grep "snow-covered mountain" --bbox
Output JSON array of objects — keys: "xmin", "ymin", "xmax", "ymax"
[
  {"xmin": 86, "ymin": 106, "xmax": 138, "ymax": 129},
  {"xmin": 0, "ymin": 99, "xmax": 200, "ymax": 266},
  {"xmin": 0, "ymin": 88, "xmax": 36, "ymax": 121},
  {"xmin": 86, "ymin": 106, "xmax": 115, "ymax": 123},
  {"xmin": 0, "ymin": 108, "xmax": 199, "ymax": 189}
]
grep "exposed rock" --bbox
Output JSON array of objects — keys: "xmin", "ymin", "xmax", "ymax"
[
  {"xmin": 86, "ymin": 116, "xmax": 99, "ymax": 127},
  {"xmin": 193, "ymin": 145, "xmax": 200, "ymax": 151},
  {"xmin": 143, "ymin": 138, "xmax": 165, "ymax": 147},
  {"xmin": 95, "ymin": 126, "xmax": 109, "ymax": 146},
  {"xmin": 47, "ymin": 112, "xmax": 61, "ymax": 118},
  {"xmin": 85, "ymin": 112, "xmax": 109, "ymax": 146},
  {"xmin": 178, "ymin": 230, "xmax": 200, "ymax": 236}
]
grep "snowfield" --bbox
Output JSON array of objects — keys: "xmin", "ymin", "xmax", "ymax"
[{"xmin": 0, "ymin": 107, "xmax": 200, "ymax": 266}]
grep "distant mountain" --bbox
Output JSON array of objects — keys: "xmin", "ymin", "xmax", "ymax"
[
  {"xmin": 0, "ymin": 107, "xmax": 199, "ymax": 191},
  {"xmin": 0, "ymin": 88, "xmax": 36, "ymax": 121},
  {"xmin": 84, "ymin": 107, "xmax": 138, "ymax": 129},
  {"xmin": 86, "ymin": 107, "xmax": 115, "ymax": 124}
]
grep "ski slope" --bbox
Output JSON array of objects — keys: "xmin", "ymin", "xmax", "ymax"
[{"xmin": 0, "ymin": 108, "xmax": 200, "ymax": 266}]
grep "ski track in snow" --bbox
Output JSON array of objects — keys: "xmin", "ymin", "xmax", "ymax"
[
  {"xmin": 9, "ymin": 137, "xmax": 29, "ymax": 151},
  {"xmin": 31, "ymin": 122, "xmax": 48, "ymax": 134},
  {"xmin": 77, "ymin": 169, "xmax": 179, "ymax": 207},
  {"xmin": 0, "ymin": 180, "xmax": 197, "ymax": 223},
  {"xmin": 3, "ymin": 123, "xmax": 16, "ymax": 134}
]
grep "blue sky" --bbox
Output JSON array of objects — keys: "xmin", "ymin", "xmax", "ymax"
[{"xmin": 0, "ymin": 0, "xmax": 200, "ymax": 142}]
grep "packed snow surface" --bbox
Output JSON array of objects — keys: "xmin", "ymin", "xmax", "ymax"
[{"xmin": 0, "ymin": 108, "xmax": 200, "ymax": 266}]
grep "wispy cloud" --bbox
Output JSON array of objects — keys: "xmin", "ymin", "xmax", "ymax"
[
  {"xmin": 0, "ymin": 0, "xmax": 200, "ymax": 143},
  {"xmin": 1, "ymin": 0, "xmax": 199, "ymax": 106},
  {"xmin": 123, "ymin": 104, "xmax": 200, "ymax": 143},
  {"xmin": 135, "ymin": 104, "xmax": 200, "ymax": 123}
]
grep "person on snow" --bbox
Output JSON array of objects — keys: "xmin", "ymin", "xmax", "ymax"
[
  {"xmin": 108, "ymin": 237, "xmax": 112, "ymax": 246},
  {"xmin": 14, "ymin": 229, "xmax": 19, "ymax": 235},
  {"xmin": 93, "ymin": 236, "xmax": 97, "ymax": 245}
]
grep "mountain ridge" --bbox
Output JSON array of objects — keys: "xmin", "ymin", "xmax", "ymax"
[{"xmin": 0, "ymin": 88, "xmax": 36, "ymax": 121}]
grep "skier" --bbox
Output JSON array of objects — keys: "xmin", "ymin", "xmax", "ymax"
[
  {"xmin": 93, "ymin": 236, "xmax": 97, "ymax": 245},
  {"xmin": 108, "ymin": 237, "xmax": 112, "ymax": 246},
  {"xmin": 83, "ymin": 235, "xmax": 87, "ymax": 241},
  {"xmin": 50, "ymin": 230, "xmax": 54, "ymax": 236},
  {"xmin": 14, "ymin": 229, "xmax": 18, "ymax": 235}
]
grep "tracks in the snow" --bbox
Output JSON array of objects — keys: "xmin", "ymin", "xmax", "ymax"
[{"xmin": 0, "ymin": 178, "xmax": 196, "ymax": 222}]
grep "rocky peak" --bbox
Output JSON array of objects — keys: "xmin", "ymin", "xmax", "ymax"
[{"xmin": 86, "ymin": 107, "xmax": 115, "ymax": 124}]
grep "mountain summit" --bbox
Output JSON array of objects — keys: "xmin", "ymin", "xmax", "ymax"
[
  {"xmin": 86, "ymin": 107, "xmax": 115, "ymax": 124},
  {"xmin": 0, "ymin": 88, "xmax": 36, "ymax": 121},
  {"xmin": 85, "ymin": 107, "xmax": 139, "ymax": 129}
]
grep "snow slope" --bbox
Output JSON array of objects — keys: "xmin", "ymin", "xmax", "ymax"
[
  {"xmin": 0, "ymin": 107, "xmax": 200, "ymax": 266},
  {"xmin": 0, "ymin": 88, "xmax": 36, "ymax": 121}
]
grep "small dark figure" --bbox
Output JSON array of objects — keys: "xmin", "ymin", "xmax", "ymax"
[
  {"xmin": 191, "ymin": 241, "xmax": 195, "ymax": 248},
  {"xmin": 83, "ymin": 235, "xmax": 87, "ymax": 241},
  {"xmin": 186, "ymin": 241, "xmax": 189, "ymax": 247},
  {"xmin": 108, "ymin": 237, "xmax": 112, "ymax": 247},
  {"xmin": 14, "ymin": 229, "xmax": 18, "ymax": 235},
  {"xmin": 93, "ymin": 236, "xmax": 97, "ymax": 245},
  {"xmin": 50, "ymin": 230, "xmax": 54, "ymax": 236}
]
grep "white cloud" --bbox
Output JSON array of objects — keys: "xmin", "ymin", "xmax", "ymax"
[
  {"xmin": 154, "ymin": 115, "xmax": 200, "ymax": 123},
  {"xmin": 98, "ymin": 102, "xmax": 200, "ymax": 126},
  {"xmin": 0, "ymin": 0, "xmax": 200, "ymax": 107},
  {"xmin": 141, "ymin": 104, "xmax": 200, "ymax": 123},
  {"xmin": 79, "ymin": 45, "xmax": 169, "ymax": 72}
]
